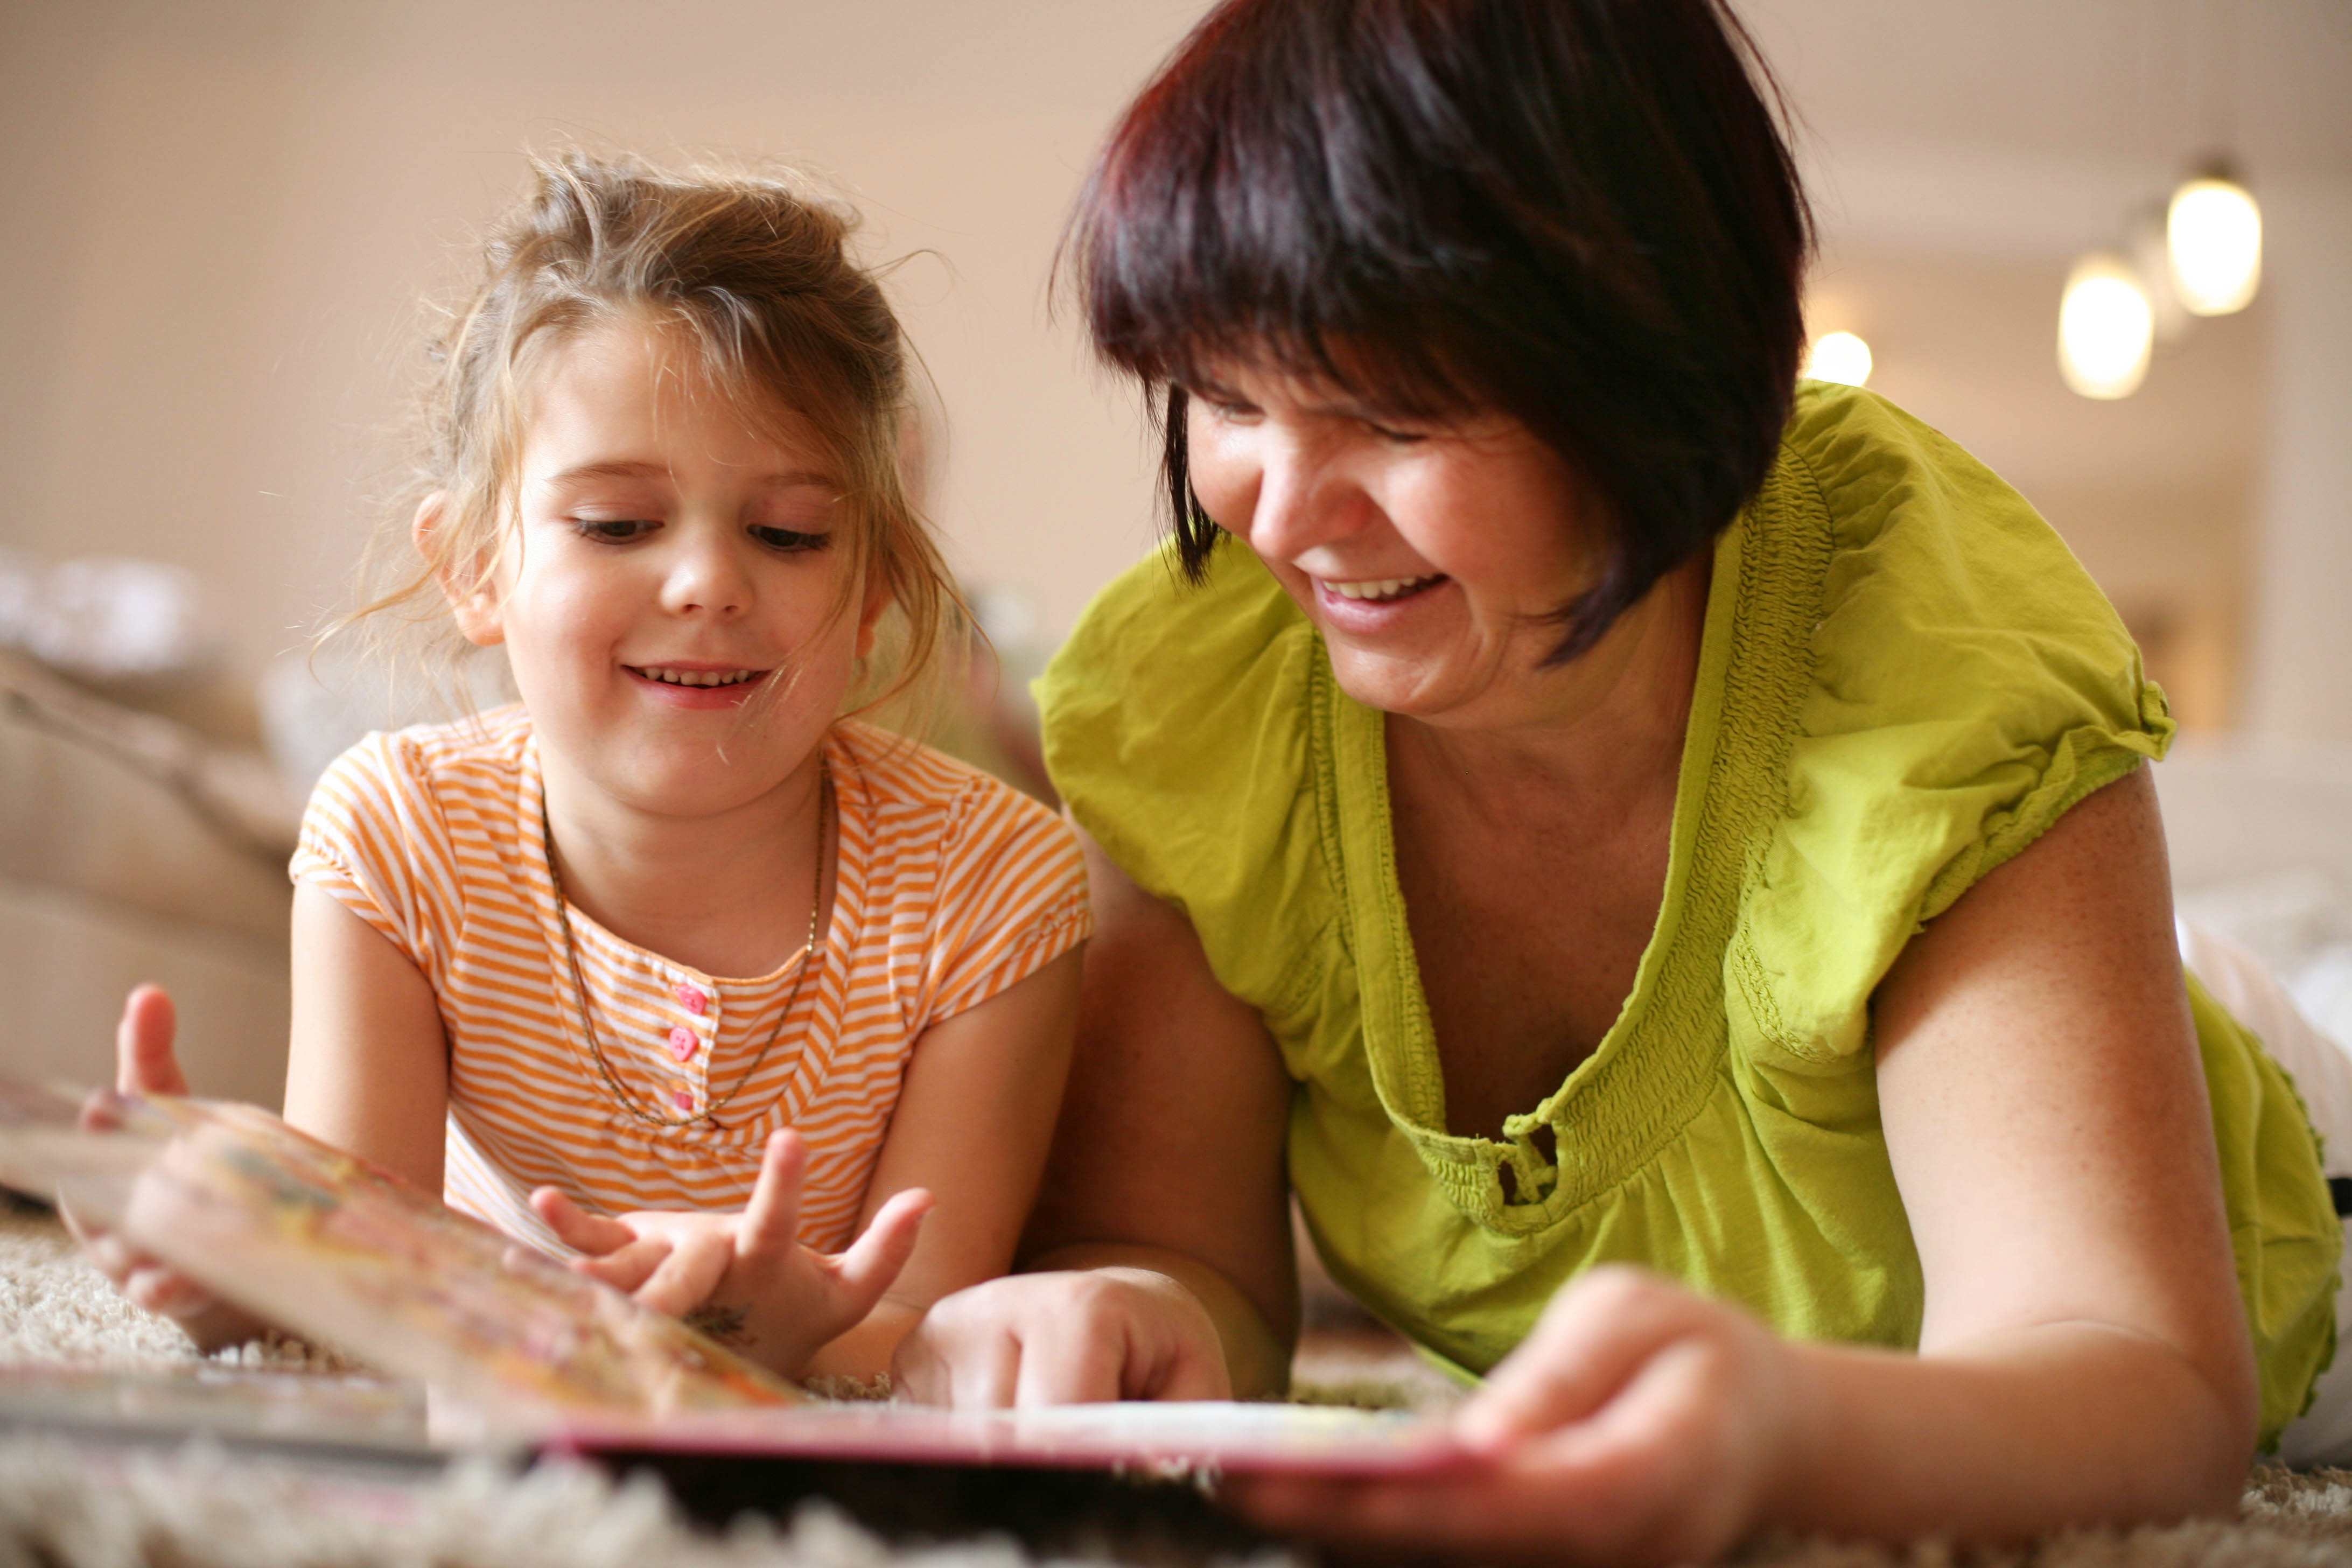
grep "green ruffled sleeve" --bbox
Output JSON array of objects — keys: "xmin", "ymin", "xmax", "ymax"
[
  {"xmin": 1035, "ymin": 543, "xmax": 1339, "ymax": 1019},
  {"xmin": 1734, "ymin": 385, "xmax": 2176, "ymax": 1068}
]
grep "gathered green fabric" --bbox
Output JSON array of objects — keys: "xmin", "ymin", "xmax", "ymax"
[{"xmin": 1037, "ymin": 381, "xmax": 2340, "ymax": 1446}]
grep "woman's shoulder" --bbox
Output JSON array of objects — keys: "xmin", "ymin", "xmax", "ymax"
[
  {"xmin": 1774, "ymin": 381, "xmax": 2158, "ymax": 730},
  {"xmin": 1721, "ymin": 385, "xmax": 2172, "ymax": 1067},
  {"xmin": 1035, "ymin": 540, "xmax": 1326, "ymax": 899}
]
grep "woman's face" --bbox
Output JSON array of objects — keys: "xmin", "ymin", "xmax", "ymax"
[{"xmin": 1184, "ymin": 360, "xmax": 1607, "ymax": 730}]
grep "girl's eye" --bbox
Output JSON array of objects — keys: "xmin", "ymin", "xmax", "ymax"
[
  {"xmin": 751, "ymin": 526, "xmax": 830, "ymax": 554},
  {"xmin": 575, "ymin": 518, "xmax": 657, "ymax": 543}
]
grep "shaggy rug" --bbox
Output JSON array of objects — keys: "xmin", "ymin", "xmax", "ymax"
[{"xmin": 6, "ymin": 1200, "xmax": 2352, "ymax": 1567}]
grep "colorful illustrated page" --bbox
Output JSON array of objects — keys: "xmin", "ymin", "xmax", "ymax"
[{"xmin": 0, "ymin": 1077, "xmax": 799, "ymax": 1433}]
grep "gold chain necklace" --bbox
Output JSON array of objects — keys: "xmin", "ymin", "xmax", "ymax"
[{"xmin": 541, "ymin": 771, "xmax": 830, "ymax": 1131}]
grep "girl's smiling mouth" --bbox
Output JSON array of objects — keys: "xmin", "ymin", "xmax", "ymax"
[
  {"xmin": 629, "ymin": 664, "xmax": 765, "ymax": 688},
  {"xmin": 625, "ymin": 664, "xmax": 771, "ymax": 704}
]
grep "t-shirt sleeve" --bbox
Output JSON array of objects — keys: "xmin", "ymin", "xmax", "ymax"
[
  {"xmin": 1730, "ymin": 384, "xmax": 2175, "ymax": 1068},
  {"xmin": 289, "ymin": 732, "xmax": 462, "ymax": 988},
  {"xmin": 1034, "ymin": 541, "xmax": 1341, "ymax": 1021},
  {"xmin": 919, "ymin": 774, "xmax": 1093, "ymax": 1024}
]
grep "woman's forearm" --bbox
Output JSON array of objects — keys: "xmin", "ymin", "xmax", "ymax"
[{"xmin": 1774, "ymin": 1324, "xmax": 2254, "ymax": 1542}]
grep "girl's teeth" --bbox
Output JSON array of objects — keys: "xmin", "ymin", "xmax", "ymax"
[
  {"xmin": 1326, "ymin": 576, "xmax": 1440, "ymax": 603},
  {"xmin": 640, "ymin": 667, "xmax": 757, "ymax": 688}
]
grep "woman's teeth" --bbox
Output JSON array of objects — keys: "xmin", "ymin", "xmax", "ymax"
[
  {"xmin": 636, "ymin": 667, "xmax": 759, "ymax": 688},
  {"xmin": 1325, "ymin": 575, "xmax": 1443, "ymax": 603}
]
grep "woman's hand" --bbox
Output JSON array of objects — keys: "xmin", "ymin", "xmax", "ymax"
[
  {"xmin": 891, "ymin": 1266, "xmax": 1233, "ymax": 1407},
  {"xmin": 531, "ymin": 1128, "xmax": 932, "ymax": 1378},
  {"xmin": 1227, "ymin": 1266, "xmax": 1802, "ymax": 1566},
  {"xmin": 68, "ymin": 985, "xmax": 265, "ymax": 1350}
]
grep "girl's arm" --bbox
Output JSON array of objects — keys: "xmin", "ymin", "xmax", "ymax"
[
  {"xmin": 283, "ymin": 881, "xmax": 451, "ymax": 1189},
  {"xmin": 893, "ymin": 828, "xmax": 1298, "ymax": 1404},
  {"xmin": 1229, "ymin": 767, "xmax": 2258, "ymax": 1562},
  {"xmin": 807, "ymin": 943, "xmax": 1086, "ymax": 1381}
]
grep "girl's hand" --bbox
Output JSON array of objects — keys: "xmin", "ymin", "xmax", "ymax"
[
  {"xmin": 530, "ymin": 1128, "xmax": 933, "ymax": 1377},
  {"xmin": 68, "ymin": 985, "xmax": 265, "ymax": 1350},
  {"xmin": 1226, "ymin": 1266, "xmax": 1808, "ymax": 1567},
  {"xmin": 891, "ymin": 1266, "xmax": 1233, "ymax": 1408}
]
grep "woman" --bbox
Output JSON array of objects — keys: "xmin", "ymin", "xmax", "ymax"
[{"xmin": 893, "ymin": 0, "xmax": 2342, "ymax": 1558}]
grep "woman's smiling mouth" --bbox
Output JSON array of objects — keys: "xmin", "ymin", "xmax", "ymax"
[{"xmin": 1318, "ymin": 574, "xmax": 1447, "ymax": 604}]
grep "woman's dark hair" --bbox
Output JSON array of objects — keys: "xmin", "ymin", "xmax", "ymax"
[{"xmin": 1065, "ymin": 0, "xmax": 1812, "ymax": 661}]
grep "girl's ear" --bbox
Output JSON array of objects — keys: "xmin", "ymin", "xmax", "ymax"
[{"xmin": 414, "ymin": 492, "xmax": 504, "ymax": 647}]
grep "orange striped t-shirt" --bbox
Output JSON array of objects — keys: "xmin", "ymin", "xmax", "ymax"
[{"xmin": 290, "ymin": 706, "xmax": 1089, "ymax": 1256}]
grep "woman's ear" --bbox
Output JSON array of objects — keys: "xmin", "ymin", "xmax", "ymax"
[{"xmin": 413, "ymin": 492, "xmax": 504, "ymax": 647}]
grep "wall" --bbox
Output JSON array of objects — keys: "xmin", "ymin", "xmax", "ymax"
[
  {"xmin": 0, "ymin": 0, "xmax": 1203, "ymax": 701},
  {"xmin": 4, "ymin": 0, "xmax": 2347, "ymax": 739}
]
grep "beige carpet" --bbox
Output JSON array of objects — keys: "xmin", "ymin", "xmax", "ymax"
[{"xmin": 6, "ymin": 1202, "xmax": 2352, "ymax": 1567}]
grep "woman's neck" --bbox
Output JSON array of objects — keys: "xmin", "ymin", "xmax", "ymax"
[{"xmin": 536, "ymin": 745, "xmax": 831, "ymax": 980}]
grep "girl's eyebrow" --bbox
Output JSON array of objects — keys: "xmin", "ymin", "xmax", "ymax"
[
  {"xmin": 543, "ymin": 460, "xmax": 835, "ymax": 487},
  {"xmin": 543, "ymin": 459, "xmax": 670, "ymax": 486}
]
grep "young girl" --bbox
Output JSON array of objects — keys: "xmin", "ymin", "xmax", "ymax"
[{"xmin": 93, "ymin": 150, "xmax": 1089, "ymax": 1385}]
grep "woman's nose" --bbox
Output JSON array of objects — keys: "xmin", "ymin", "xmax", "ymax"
[
  {"xmin": 657, "ymin": 530, "xmax": 752, "ymax": 618},
  {"xmin": 1242, "ymin": 444, "xmax": 1363, "ymax": 564}
]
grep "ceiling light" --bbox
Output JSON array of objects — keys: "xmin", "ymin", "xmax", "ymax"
[
  {"xmin": 2167, "ymin": 169, "xmax": 2262, "ymax": 316},
  {"xmin": 2058, "ymin": 253, "xmax": 2153, "ymax": 400},
  {"xmin": 1805, "ymin": 331, "xmax": 1873, "ymax": 387}
]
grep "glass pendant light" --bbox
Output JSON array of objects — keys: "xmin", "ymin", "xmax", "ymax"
[
  {"xmin": 2058, "ymin": 253, "xmax": 2153, "ymax": 400},
  {"xmin": 2167, "ymin": 164, "xmax": 2262, "ymax": 315},
  {"xmin": 1804, "ymin": 331, "xmax": 1873, "ymax": 387}
]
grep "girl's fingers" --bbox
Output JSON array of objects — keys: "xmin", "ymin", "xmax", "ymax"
[
  {"xmin": 737, "ymin": 1130, "xmax": 809, "ymax": 1260},
  {"xmin": 124, "ymin": 1262, "xmax": 214, "ymax": 1319},
  {"xmin": 633, "ymin": 1233, "xmax": 733, "ymax": 1318},
  {"xmin": 529, "ymin": 1186, "xmax": 639, "ymax": 1256},
  {"xmin": 115, "ymin": 985, "xmax": 185, "ymax": 1097},
  {"xmin": 572, "ymin": 1234, "xmax": 675, "ymax": 1295},
  {"xmin": 829, "ymin": 1187, "xmax": 933, "ymax": 1311}
]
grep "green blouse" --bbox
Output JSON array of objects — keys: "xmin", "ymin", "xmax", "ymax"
[{"xmin": 1037, "ymin": 381, "xmax": 2339, "ymax": 1445}]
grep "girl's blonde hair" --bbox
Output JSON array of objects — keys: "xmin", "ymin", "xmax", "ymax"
[{"xmin": 349, "ymin": 148, "xmax": 961, "ymax": 718}]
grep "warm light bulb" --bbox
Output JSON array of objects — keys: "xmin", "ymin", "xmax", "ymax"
[
  {"xmin": 1805, "ymin": 331, "xmax": 1873, "ymax": 387},
  {"xmin": 2167, "ymin": 174, "xmax": 2262, "ymax": 315},
  {"xmin": 2059, "ymin": 252, "xmax": 2153, "ymax": 400}
]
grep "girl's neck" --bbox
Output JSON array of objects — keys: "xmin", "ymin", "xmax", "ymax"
[{"xmin": 537, "ymin": 740, "xmax": 833, "ymax": 980}]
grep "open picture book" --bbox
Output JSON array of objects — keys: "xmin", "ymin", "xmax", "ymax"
[{"xmin": 0, "ymin": 1076, "xmax": 1450, "ymax": 1476}]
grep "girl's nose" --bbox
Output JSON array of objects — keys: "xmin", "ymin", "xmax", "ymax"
[{"xmin": 658, "ymin": 531, "xmax": 753, "ymax": 618}]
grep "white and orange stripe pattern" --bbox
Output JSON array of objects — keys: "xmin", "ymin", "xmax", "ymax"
[{"xmin": 291, "ymin": 706, "xmax": 1089, "ymax": 1256}]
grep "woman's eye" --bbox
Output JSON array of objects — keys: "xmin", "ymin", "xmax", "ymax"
[
  {"xmin": 751, "ymin": 525, "xmax": 830, "ymax": 554},
  {"xmin": 1364, "ymin": 421, "xmax": 1429, "ymax": 445},
  {"xmin": 574, "ymin": 518, "xmax": 657, "ymax": 543}
]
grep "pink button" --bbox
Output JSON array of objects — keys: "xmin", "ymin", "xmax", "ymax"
[
  {"xmin": 671, "ymin": 1087, "xmax": 695, "ymax": 1112},
  {"xmin": 675, "ymin": 984, "xmax": 708, "ymax": 1015},
  {"xmin": 667, "ymin": 1026, "xmax": 699, "ymax": 1062}
]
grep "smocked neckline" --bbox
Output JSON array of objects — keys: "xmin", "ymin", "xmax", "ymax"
[{"xmin": 1319, "ymin": 471, "xmax": 1817, "ymax": 1234}]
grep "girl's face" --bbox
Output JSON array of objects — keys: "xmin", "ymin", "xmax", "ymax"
[
  {"xmin": 438, "ymin": 317, "xmax": 878, "ymax": 822},
  {"xmin": 1184, "ymin": 360, "xmax": 1609, "ymax": 732}
]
